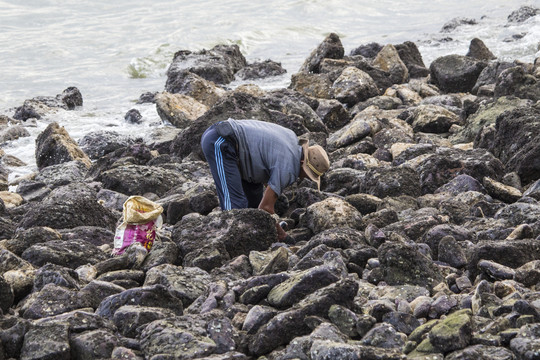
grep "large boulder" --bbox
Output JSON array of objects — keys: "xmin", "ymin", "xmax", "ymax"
[
  {"xmin": 361, "ymin": 166, "xmax": 421, "ymax": 198},
  {"xmin": 299, "ymin": 33, "xmax": 344, "ymax": 74},
  {"xmin": 475, "ymin": 106, "xmax": 540, "ymax": 184},
  {"xmin": 411, "ymin": 104, "xmax": 461, "ymax": 134},
  {"xmin": 332, "ymin": 67, "xmax": 380, "ymax": 106},
  {"xmin": 299, "ymin": 197, "xmax": 364, "ymax": 234},
  {"xmin": 372, "ymin": 44, "xmax": 409, "ymax": 84},
  {"xmin": 34, "ymin": 160, "xmax": 88, "ymax": 189},
  {"xmin": 289, "ymin": 72, "xmax": 333, "ymax": 99},
  {"xmin": 166, "ymin": 44, "xmax": 247, "ymax": 85},
  {"xmin": 394, "ymin": 41, "xmax": 430, "ymax": 78},
  {"xmin": 466, "ymin": 38, "xmax": 496, "ymax": 61},
  {"xmin": 21, "ymin": 240, "xmax": 108, "ymax": 269},
  {"xmin": 236, "ymin": 59, "xmax": 287, "ymax": 80},
  {"xmin": 13, "ymin": 87, "xmax": 83, "ymax": 121},
  {"xmin": 18, "ymin": 183, "xmax": 117, "ymax": 231},
  {"xmin": 172, "ymin": 209, "xmax": 277, "ymax": 271},
  {"xmin": 494, "ymin": 65, "xmax": 540, "ymax": 102},
  {"xmin": 35, "ymin": 122, "xmax": 91, "ymax": 170},
  {"xmin": 429, "ymin": 55, "xmax": 487, "ymax": 93},
  {"xmin": 78, "ymin": 130, "xmax": 136, "ymax": 160},
  {"xmin": 164, "ymin": 69, "xmax": 226, "ymax": 107}
]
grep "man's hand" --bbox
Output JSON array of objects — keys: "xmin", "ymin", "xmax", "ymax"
[{"xmin": 259, "ymin": 186, "xmax": 288, "ymax": 241}]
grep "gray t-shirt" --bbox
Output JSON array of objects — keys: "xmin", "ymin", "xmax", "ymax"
[{"xmin": 227, "ymin": 119, "xmax": 302, "ymax": 195}]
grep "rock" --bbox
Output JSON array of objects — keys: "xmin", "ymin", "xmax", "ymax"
[
  {"xmin": 235, "ymin": 59, "xmax": 286, "ymax": 80},
  {"xmin": 300, "ymin": 197, "xmax": 364, "ymax": 234},
  {"xmin": 332, "ymin": 67, "xmax": 380, "ymax": 106},
  {"xmin": 33, "ymin": 263, "xmax": 79, "ymax": 291},
  {"xmin": 249, "ymin": 277, "xmax": 358, "ymax": 355},
  {"xmin": 172, "ymin": 209, "xmax": 277, "ymax": 271},
  {"xmin": 476, "ymin": 106, "xmax": 540, "ymax": 184},
  {"xmin": 435, "ymin": 174, "xmax": 485, "ymax": 195},
  {"xmin": 289, "ymin": 72, "xmax": 333, "ymax": 99},
  {"xmin": 13, "ymin": 87, "xmax": 82, "ymax": 121},
  {"xmin": 514, "ymin": 260, "xmax": 540, "ymax": 287},
  {"xmin": 441, "ymin": 17, "xmax": 477, "ymax": 32},
  {"xmin": 267, "ymin": 265, "xmax": 342, "ymax": 309},
  {"xmin": 299, "ymin": 33, "xmax": 344, "ymax": 73},
  {"xmin": 0, "ymin": 125, "xmax": 30, "ymax": 144},
  {"xmin": 466, "ymin": 38, "xmax": 496, "ymax": 61},
  {"xmin": 166, "ymin": 44, "xmax": 247, "ymax": 85},
  {"xmin": 362, "ymin": 166, "xmax": 421, "ymax": 198},
  {"xmin": 394, "ymin": 41, "xmax": 430, "ymax": 78},
  {"xmin": 124, "ymin": 109, "xmax": 142, "ymax": 124},
  {"xmin": 411, "ymin": 105, "xmax": 461, "ymax": 133},
  {"xmin": 21, "ymin": 240, "xmax": 107, "ymax": 269},
  {"xmin": 99, "ymin": 164, "xmax": 185, "ymax": 197},
  {"xmin": 58, "ymin": 226, "xmax": 115, "ymax": 247},
  {"xmin": 70, "ymin": 329, "xmax": 119, "ymax": 360},
  {"xmin": 483, "ymin": 177, "xmax": 522, "ymax": 203},
  {"xmin": 373, "ymin": 44, "xmax": 409, "ymax": 84},
  {"xmin": 429, "ymin": 55, "xmax": 487, "ymax": 93},
  {"xmin": 144, "ymin": 264, "xmax": 211, "ymax": 307},
  {"xmin": 0, "ymin": 191, "xmax": 23, "ymax": 208},
  {"xmin": 155, "ymin": 92, "xmax": 208, "ymax": 128},
  {"xmin": 507, "ymin": 6, "xmax": 539, "ymax": 23},
  {"xmin": 361, "ymin": 322, "xmax": 407, "ymax": 349},
  {"xmin": 378, "ymin": 241, "xmax": 444, "ymax": 291},
  {"xmin": 0, "ymin": 275, "xmax": 14, "ymax": 312},
  {"xmin": 428, "ymin": 309, "xmax": 472, "ymax": 353},
  {"xmin": 165, "ymin": 69, "xmax": 227, "ymax": 107},
  {"xmin": 327, "ymin": 115, "xmax": 372, "ymax": 150},
  {"xmin": 316, "ymin": 99, "xmax": 350, "ymax": 130},
  {"xmin": 18, "ymin": 183, "xmax": 117, "ymax": 230},
  {"xmin": 34, "ymin": 160, "xmax": 88, "ymax": 189},
  {"xmin": 249, "ymin": 247, "xmax": 289, "ymax": 275},
  {"xmin": 96, "ymin": 285, "xmax": 183, "ymax": 319},
  {"xmin": 452, "ymin": 96, "xmax": 528, "ymax": 144},
  {"xmin": 350, "ymin": 42, "xmax": 383, "ymax": 58},
  {"xmin": 509, "ymin": 323, "xmax": 540, "ymax": 359},
  {"xmin": 493, "ymin": 65, "xmax": 540, "ymax": 101},
  {"xmin": 140, "ymin": 240, "xmax": 180, "ymax": 271},
  {"xmin": 35, "ymin": 122, "xmax": 91, "ymax": 170},
  {"xmin": 139, "ymin": 316, "xmax": 216, "ymax": 359},
  {"xmin": 19, "ymin": 322, "xmax": 70, "ymax": 360},
  {"xmin": 78, "ymin": 130, "xmax": 136, "ymax": 160},
  {"xmin": 437, "ymin": 236, "xmax": 468, "ymax": 268},
  {"xmin": 113, "ymin": 305, "xmax": 177, "ymax": 338}
]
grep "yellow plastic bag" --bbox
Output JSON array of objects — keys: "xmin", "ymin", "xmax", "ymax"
[{"xmin": 113, "ymin": 196, "xmax": 164, "ymax": 255}]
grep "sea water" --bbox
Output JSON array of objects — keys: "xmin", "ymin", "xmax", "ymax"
[{"xmin": 0, "ymin": 0, "xmax": 539, "ymax": 180}]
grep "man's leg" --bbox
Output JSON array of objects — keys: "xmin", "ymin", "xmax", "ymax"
[
  {"xmin": 242, "ymin": 181, "xmax": 264, "ymax": 208},
  {"xmin": 201, "ymin": 126, "xmax": 248, "ymax": 210}
]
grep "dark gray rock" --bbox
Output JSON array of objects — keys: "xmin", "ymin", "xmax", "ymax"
[
  {"xmin": 172, "ymin": 209, "xmax": 277, "ymax": 271},
  {"xmin": 78, "ymin": 130, "xmax": 136, "ymax": 160},
  {"xmin": 438, "ymin": 236, "xmax": 468, "ymax": 268},
  {"xmin": 33, "ymin": 263, "xmax": 79, "ymax": 291},
  {"xmin": 441, "ymin": 17, "xmax": 477, "ymax": 32},
  {"xmin": 33, "ymin": 160, "xmax": 88, "ymax": 189},
  {"xmin": 249, "ymin": 277, "xmax": 358, "ymax": 356},
  {"xmin": 494, "ymin": 66, "xmax": 540, "ymax": 101},
  {"xmin": 382, "ymin": 311, "xmax": 421, "ymax": 336},
  {"xmin": 514, "ymin": 260, "xmax": 540, "ymax": 287},
  {"xmin": 507, "ymin": 5, "xmax": 539, "ymax": 23},
  {"xmin": 495, "ymin": 202, "xmax": 540, "ymax": 226},
  {"xmin": 510, "ymin": 324, "xmax": 540, "ymax": 359},
  {"xmin": 316, "ymin": 99, "xmax": 350, "ymax": 130},
  {"xmin": 300, "ymin": 33, "xmax": 344, "ymax": 74},
  {"xmin": 144, "ymin": 264, "xmax": 211, "ymax": 307},
  {"xmin": 13, "ymin": 87, "xmax": 82, "ymax": 121},
  {"xmin": 124, "ymin": 109, "xmax": 142, "ymax": 124},
  {"xmin": 77, "ymin": 280, "xmax": 125, "ymax": 309},
  {"xmin": 58, "ymin": 226, "xmax": 115, "ymax": 247},
  {"xmin": 19, "ymin": 322, "xmax": 70, "ymax": 360},
  {"xmin": 350, "ymin": 42, "xmax": 383, "ymax": 58},
  {"xmin": 361, "ymin": 323, "xmax": 406, "ymax": 349},
  {"xmin": 395, "ymin": 41, "xmax": 430, "ymax": 78},
  {"xmin": 0, "ymin": 125, "xmax": 30, "ymax": 144},
  {"xmin": 466, "ymin": 38, "xmax": 496, "ymax": 61},
  {"xmin": 71, "ymin": 329, "xmax": 119, "ymax": 360},
  {"xmin": 0, "ymin": 316, "xmax": 29, "ymax": 359},
  {"xmin": 472, "ymin": 61, "xmax": 516, "ymax": 94},
  {"xmin": 35, "ymin": 122, "xmax": 91, "ymax": 170},
  {"xmin": 18, "ymin": 182, "xmax": 117, "ymax": 230},
  {"xmin": 429, "ymin": 55, "xmax": 487, "ymax": 93},
  {"xmin": 361, "ymin": 166, "xmax": 421, "ymax": 198},
  {"xmin": 22, "ymin": 240, "xmax": 107, "ymax": 269},
  {"xmin": 0, "ymin": 275, "xmax": 14, "ymax": 312},
  {"xmin": 95, "ymin": 285, "xmax": 184, "ymax": 319},
  {"xmin": 379, "ymin": 241, "xmax": 444, "ymax": 291},
  {"xmin": 166, "ymin": 44, "xmax": 247, "ymax": 85},
  {"xmin": 21, "ymin": 284, "xmax": 88, "ymax": 319},
  {"xmin": 140, "ymin": 240, "xmax": 180, "ymax": 271},
  {"xmin": 435, "ymin": 174, "xmax": 486, "ymax": 195},
  {"xmin": 235, "ymin": 59, "xmax": 286, "ymax": 80},
  {"xmin": 15, "ymin": 180, "xmax": 51, "ymax": 203},
  {"xmin": 113, "ymin": 305, "xmax": 177, "ymax": 338}
]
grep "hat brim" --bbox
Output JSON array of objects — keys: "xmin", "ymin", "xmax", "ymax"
[{"xmin": 300, "ymin": 139, "xmax": 321, "ymax": 190}]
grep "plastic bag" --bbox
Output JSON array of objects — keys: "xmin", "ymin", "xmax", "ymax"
[{"xmin": 112, "ymin": 196, "xmax": 164, "ymax": 255}]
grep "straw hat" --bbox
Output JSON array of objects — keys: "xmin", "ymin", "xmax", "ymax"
[{"xmin": 300, "ymin": 139, "xmax": 330, "ymax": 190}]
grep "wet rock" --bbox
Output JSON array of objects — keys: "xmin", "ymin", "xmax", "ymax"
[
  {"xmin": 332, "ymin": 67, "xmax": 380, "ymax": 106},
  {"xmin": 0, "ymin": 125, "xmax": 30, "ymax": 144},
  {"xmin": 236, "ymin": 59, "xmax": 286, "ymax": 80},
  {"xmin": 300, "ymin": 197, "xmax": 364, "ymax": 234},
  {"xmin": 378, "ymin": 241, "xmax": 444, "ymax": 291},
  {"xmin": 466, "ymin": 38, "xmax": 496, "ymax": 61},
  {"xmin": 299, "ymin": 32, "xmax": 344, "ymax": 73},
  {"xmin": 507, "ymin": 5, "xmax": 539, "ymax": 23},
  {"xmin": 79, "ymin": 130, "xmax": 136, "ymax": 160},
  {"xmin": 441, "ymin": 17, "xmax": 477, "ymax": 32},
  {"xmin": 19, "ymin": 322, "xmax": 70, "ymax": 360},
  {"xmin": 124, "ymin": 108, "xmax": 142, "ymax": 124},
  {"xmin": 166, "ymin": 44, "xmax": 247, "ymax": 85},
  {"xmin": 429, "ymin": 55, "xmax": 487, "ymax": 93},
  {"xmin": 155, "ymin": 91, "xmax": 208, "ymax": 128},
  {"xmin": 18, "ymin": 182, "xmax": 117, "ymax": 231},
  {"xmin": 494, "ymin": 66, "xmax": 540, "ymax": 101},
  {"xmin": 21, "ymin": 240, "xmax": 107, "ymax": 269},
  {"xmin": 144, "ymin": 264, "xmax": 211, "ymax": 307},
  {"xmin": 350, "ymin": 42, "xmax": 383, "ymax": 58},
  {"xmin": 395, "ymin": 41, "xmax": 430, "ymax": 78},
  {"xmin": 373, "ymin": 44, "xmax": 409, "ymax": 84},
  {"xmin": 13, "ymin": 87, "xmax": 82, "ymax": 121}
]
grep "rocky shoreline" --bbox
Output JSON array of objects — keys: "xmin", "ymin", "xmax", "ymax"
[{"xmin": 1, "ymin": 6, "xmax": 540, "ymax": 360}]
